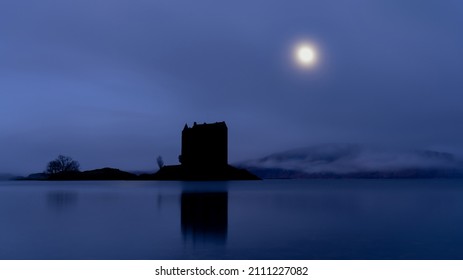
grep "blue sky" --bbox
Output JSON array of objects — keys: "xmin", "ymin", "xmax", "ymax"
[{"xmin": 2, "ymin": 0, "xmax": 463, "ymax": 174}]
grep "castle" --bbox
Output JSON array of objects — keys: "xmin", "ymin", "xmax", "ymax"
[
  {"xmin": 179, "ymin": 122, "xmax": 228, "ymax": 168},
  {"xmin": 152, "ymin": 121, "xmax": 259, "ymax": 180}
]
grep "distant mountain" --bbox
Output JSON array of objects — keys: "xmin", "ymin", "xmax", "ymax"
[{"xmin": 239, "ymin": 144, "xmax": 463, "ymax": 179}]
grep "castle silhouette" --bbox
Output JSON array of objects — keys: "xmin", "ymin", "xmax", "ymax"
[
  {"xmin": 153, "ymin": 121, "xmax": 259, "ymax": 180},
  {"xmin": 180, "ymin": 122, "xmax": 228, "ymax": 168}
]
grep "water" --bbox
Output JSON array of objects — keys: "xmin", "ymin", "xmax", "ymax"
[{"xmin": 0, "ymin": 179, "xmax": 463, "ymax": 259}]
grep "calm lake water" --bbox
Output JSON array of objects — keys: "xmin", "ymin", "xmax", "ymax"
[{"xmin": 1, "ymin": 179, "xmax": 463, "ymax": 259}]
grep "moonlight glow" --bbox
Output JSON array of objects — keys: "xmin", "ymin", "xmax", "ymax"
[{"xmin": 294, "ymin": 44, "xmax": 317, "ymax": 67}]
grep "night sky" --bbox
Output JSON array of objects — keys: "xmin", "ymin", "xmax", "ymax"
[{"xmin": 2, "ymin": 0, "xmax": 463, "ymax": 174}]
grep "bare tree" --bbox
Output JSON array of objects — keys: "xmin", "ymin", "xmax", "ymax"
[
  {"xmin": 46, "ymin": 155, "xmax": 80, "ymax": 174},
  {"xmin": 157, "ymin": 156, "xmax": 164, "ymax": 169}
]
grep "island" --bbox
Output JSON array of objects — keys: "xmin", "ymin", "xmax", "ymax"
[{"xmin": 21, "ymin": 122, "xmax": 260, "ymax": 181}]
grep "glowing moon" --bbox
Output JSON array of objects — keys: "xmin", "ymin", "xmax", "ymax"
[{"xmin": 294, "ymin": 44, "xmax": 317, "ymax": 67}]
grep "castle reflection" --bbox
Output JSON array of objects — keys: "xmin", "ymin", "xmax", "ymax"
[{"xmin": 181, "ymin": 191, "xmax": 228, "ymax": 245}]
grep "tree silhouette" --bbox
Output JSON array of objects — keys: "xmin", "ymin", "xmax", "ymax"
[{"xmin": 46, "ymin": 155, "xmax": 80, "ymax": 174}]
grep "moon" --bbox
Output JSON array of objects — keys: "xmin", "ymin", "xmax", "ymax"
[{"xmin": 294, "ymin": 44, "xmax": 317, "ymax": 67}]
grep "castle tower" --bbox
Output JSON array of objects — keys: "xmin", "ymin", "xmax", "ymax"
[{"xmin": 179, "ymin": 122, "xmax": 228, "ymax": 168}]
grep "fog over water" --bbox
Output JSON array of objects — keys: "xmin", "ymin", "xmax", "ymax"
[{"xmin": 242, "ymin": 144, "xmax": 463, "ymax": 175}]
